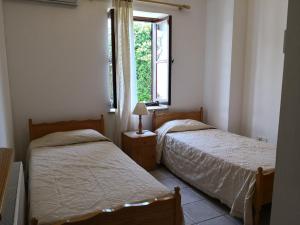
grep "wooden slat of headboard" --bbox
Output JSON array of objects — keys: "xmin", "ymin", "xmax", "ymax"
[
  {"xmin": 152, "ymin": 107, "xmax": 204, "ymax": 131},
  {"xmin": 28, "ymin": 115, "xmax": 105, "ymax": 141},
  {"xmin": 0, "ymin": 148, "xmax": 14, "ymax": 220}
]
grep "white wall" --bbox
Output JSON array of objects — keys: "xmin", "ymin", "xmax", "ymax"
[
  {"xmin": 203, "ymin": 0, "xmax": 234, "ymax": 131},
  {"xmin": 240, "ymin": 0, "xmax": 288, "ymax": 144},
  {"xmin": 0, "ymin": 0, "xmax": 13, "ymax": 148},
  {"xmin": 3, "ymin": 0, "xmax": 206, "ymax": 160},
  {"xmin": 203, "ymin": 0, "xmax": 288, "ymax": 144},
  {"xmin": 271, "ymin": 1, "xmax": 300, "ymax": 223},
  {"xmin": 227, "ymin": 0, "xmax": 248, "ymax": 134}
]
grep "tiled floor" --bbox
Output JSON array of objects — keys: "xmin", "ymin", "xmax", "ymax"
[{"xmin": 150, "ymin": 167, "xmax": 271, "ymax": 225}]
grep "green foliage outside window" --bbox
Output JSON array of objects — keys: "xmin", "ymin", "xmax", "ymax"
[{"xmin": 134, "ymin": 22, "xmax": 152, "ymax": 102}]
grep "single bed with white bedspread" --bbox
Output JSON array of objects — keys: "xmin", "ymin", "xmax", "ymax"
[
  {"xmin": 28, "ymin": 117, "xmax": 183, "ymax": 225},
  {"xmin": 152, "ymin": 109, "xmax": 276, "ymax": 225}
]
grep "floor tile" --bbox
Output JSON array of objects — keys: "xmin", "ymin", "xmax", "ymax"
[
  {"xmin": 184, "ymin": 213, "xmax": 195, "ymax": 225},
  {"xmin": 150, "ymin": 167, "xmax": 174, "ymax": 180},
  {"xmin": 224, "ymin": 215, "xmax": 243, "ymax": 225},
  {"xmin": 181, "ymin": 188, "xmax": 205, "ymax": 205},
  {"xmin": 196, "ymin": 216, "xmax": 239, "ymax": 225},
  {"xmin": 183, "ymin": 200, "xmax": 223, "ymax": 223},
  {"xmin": 160, "ymin": 176, "xmax": 189, "ymax": 190},
  {"xmin": 201, "ymin": 199, "xmax": 229, "ymax": 215}
]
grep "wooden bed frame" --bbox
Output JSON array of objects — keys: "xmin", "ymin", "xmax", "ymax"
[
  {"xmin": 152, "ymin": 107, "xmax": 274, "ymax": 225},
  {"xmin": 28, "ymin": 116, "xmax": 105, "ymax": 141},
  {"xmin": 28, "ymin": 116, "xmax": 183, "ymax": 225}
]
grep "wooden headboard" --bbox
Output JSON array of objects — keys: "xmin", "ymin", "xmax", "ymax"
[
  {"xmin": 152, "ymin": 107, "xmax": 204, "ymax": 131},
  {"xmin": 28, "ymin": 115, "xmax": 105, "ymax": 141}
]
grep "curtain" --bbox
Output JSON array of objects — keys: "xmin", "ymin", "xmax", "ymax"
[{"xmin": 113, "ymin": 0, "xmax": 137, "ymax": 146}]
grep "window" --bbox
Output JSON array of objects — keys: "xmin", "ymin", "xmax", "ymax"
[
  {"xmin": 108, "ymin": 9, "xmax": 117, "ymax": 109},
  {"xmin": 108, "ymin": 10, "xmax": 172, "ymax": 108}
]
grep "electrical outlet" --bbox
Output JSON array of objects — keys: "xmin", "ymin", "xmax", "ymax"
[{"xmin": 257, "ymin": 137, "xmax": 268, "ymax": 143}]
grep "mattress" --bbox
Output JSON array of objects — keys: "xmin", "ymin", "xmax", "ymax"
[
  {"xmin": 159, "ymin": 129, "xmax": 276, "ymax": 225},
  {"xmin": 29, "ymin": 141, "xmax": 170, "ymax": 225}
]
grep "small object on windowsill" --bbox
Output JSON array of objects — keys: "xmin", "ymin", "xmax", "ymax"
[
  {"xmin": 145, "ymin": 101, "xmax": 160, "ymax": 107},
  {"xmin": 147, "ymin": 105, "xmax": 169, "ymax": 111},
  {"xmin": 133, "ymin": 103, "xmax": 149, "ymax": 135}
]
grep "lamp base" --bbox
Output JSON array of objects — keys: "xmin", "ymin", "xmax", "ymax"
[{"xmin": 137, "ymin": 115, "xmax": 143, "ymax": 135}]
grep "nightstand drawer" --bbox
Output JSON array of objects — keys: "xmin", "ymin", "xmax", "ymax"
[{"xmin": 135, "ymin": 137, "xmax": 156, "ymax": 147}]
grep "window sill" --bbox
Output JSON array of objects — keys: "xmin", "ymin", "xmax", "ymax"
[
  {"xmin": 146, "ymin": 105, "xmax": 169, "ymax": 111},
  {"xmin": 108, "ymin": 105, "xmax": 169, "ymax": 114},
  {"xmin": 108, "ymin": 108, "xmax": 116, "ymax": 114}
]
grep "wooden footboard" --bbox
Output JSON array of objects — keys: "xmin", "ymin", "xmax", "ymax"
[
  {"xmin": 31, "ymin": 187, "xmax": 182, "ymax": 225},
  {"xmin": 253, "ymin": 167, "xmax": 275, "ymax": 225}
]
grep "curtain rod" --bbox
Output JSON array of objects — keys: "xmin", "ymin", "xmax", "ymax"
[
  {"xmin": 136, "ymin": 0, "xmax": 191, "ymax": 10},
  {"xmin": 90, "ymin": 0, "xmax": 191, "ymax": 10}
]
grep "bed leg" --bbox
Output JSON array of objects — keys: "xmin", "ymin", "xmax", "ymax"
[
  {"xmin": 254, "ymin": 167, "xmax": 263, "ymax": 225},
  {"xmin": 31, "ymin": 218, "xmax": 38, "ymax": 225},
  {"xmin": 254, "ymin": 205, "xmax": 262, "ymax": 225},
  {"xmin": 174, "ymin": 187, "xmax": 183, "ymax": 225}
]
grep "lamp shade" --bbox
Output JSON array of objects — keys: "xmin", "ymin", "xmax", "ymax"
[{"xmin": 133, "ymin": 103, "xmax": 148, "ymax": 116}]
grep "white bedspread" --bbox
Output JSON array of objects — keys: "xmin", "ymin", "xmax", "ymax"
[
  {"xmin": 29, "ymin": 141, "xmax": 170, "ymax": 225},
  {"xmin": 157, "ymin": 125, "xmax": 276, "ymax": 225},
  {"xmin": 156, "ymin": 119, "xmax": 213, "ymax": 163}
]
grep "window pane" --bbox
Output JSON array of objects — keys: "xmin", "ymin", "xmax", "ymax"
[
  {"xmin": 134, "ymin": 21, "xmax": 152, "ymax": 102},
  {"xmin": 156, "ymin": 21, "xmax": 169, "ymax": 61},
  {"xmin": 156, "ymin": 62, "xmax": 169, "ymax": 101}
]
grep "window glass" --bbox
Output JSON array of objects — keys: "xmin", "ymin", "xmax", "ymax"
[
  {"xmin": 156, "ymin": 62, "xmax": 169, "ymax": 101},
  {"xmin": 154, "ymin": 18, "xmax": 170, "ymax": 104},
  {"xmin": 134, "ymin": 21, "xmax": 152, "ymax": 102},
  {"xmin": 156, "ymin": 21, "xmax": 169, "ymax": 61}
]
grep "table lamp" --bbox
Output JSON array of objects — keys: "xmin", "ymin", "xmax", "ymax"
[{"xmin": 133, "ymin": 102, "xmax": 149, "ymax": 134}]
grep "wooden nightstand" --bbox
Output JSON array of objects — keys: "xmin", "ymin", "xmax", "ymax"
[{"xmin": 122, "ymin": 130, "xmax": 157, "ymax": 171}]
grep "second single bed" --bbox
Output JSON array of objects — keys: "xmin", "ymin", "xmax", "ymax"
[{"xmin": 152, "ymin": 108, "xmax": 275, "ymax": 225}]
